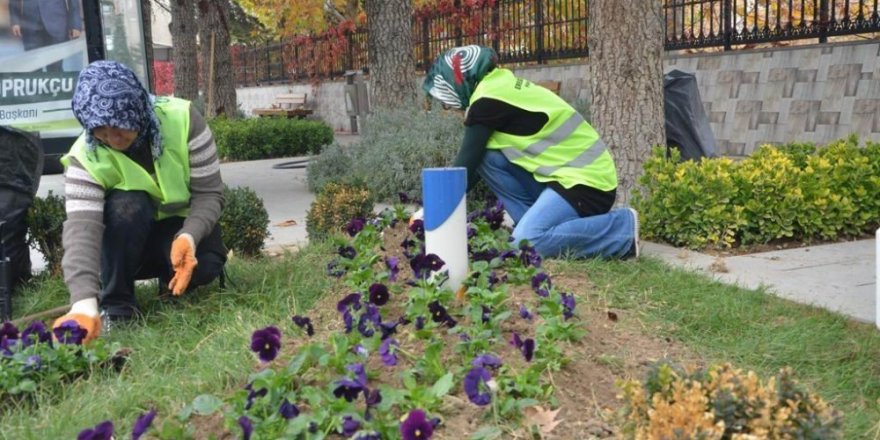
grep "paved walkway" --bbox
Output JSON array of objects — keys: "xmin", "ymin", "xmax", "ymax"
[{"xmin": 33, "ymin": 133, "xmax": 878, "ymax": 326}]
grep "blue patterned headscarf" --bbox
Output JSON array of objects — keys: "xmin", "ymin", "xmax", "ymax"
[{"xmin": 71, "ymin": 60, "xmax": 162, "ymax": 159}]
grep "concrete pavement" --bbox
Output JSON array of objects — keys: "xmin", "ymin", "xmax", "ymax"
[{"xmin": 32, "ymin": 134, "xmax": 877, "ymax": 325}]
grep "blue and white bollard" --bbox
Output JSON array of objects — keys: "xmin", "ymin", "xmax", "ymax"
[{"xmin": 422, "ymin": 167, "xmax": 468, "ymax": 292}]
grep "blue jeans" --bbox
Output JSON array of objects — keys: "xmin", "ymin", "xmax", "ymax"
[{"xmin": 477, "ymin": 151, "xmax": 636, "ymax": 259}]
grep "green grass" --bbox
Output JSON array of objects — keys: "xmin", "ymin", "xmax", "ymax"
[
  {"xmin": 3, "ymin": 249, "xmax": 878, "ymax": 439},
  {"xmin": 1, "ymin": 242, "xmax": 334, "ymax": 439},
  {"xmin": 568, "ymin": 257, "xmax": 880, "ymax": 439}
]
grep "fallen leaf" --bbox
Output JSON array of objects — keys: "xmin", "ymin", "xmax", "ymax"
[
  {"xmin": 606, "ymin": 310, "xmax": 618, "ymax": 322},
  {"xmin": 523, "ymin": 405, "xmax": 562, "ymax": 434},
  {"xmin": 275, "ymin": 219, "xmax": 298, "ymax": 227}
]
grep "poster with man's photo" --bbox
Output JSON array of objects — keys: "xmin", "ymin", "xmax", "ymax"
[{"xmin": 0, "ymin": 0, "xmax": 87, "ymax": 140}]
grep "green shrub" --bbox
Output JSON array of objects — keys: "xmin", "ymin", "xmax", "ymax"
[
  {"xmin": 619, "ymin": 362, "xmax": 842, "ymax": 439},
  {"xmin": 219, "ymin": 185, "xmax": 270, "ymax": 257},
  {"xmin": 209, "ymin": 117, "xmax": 333, "ymax": 161},
  {"xmin": 633, "ymin": 148, "xmax": 745, "ymax": 248},
  {"xmin": 307, "ymin": 99, "xmax": 464, "ymax": 202},
  {"xmin": 26, "ymin": 191, "xmax": 66, "ymax": 276},
  {"xmin": 634, "ymin": 138, "xmax": 880, "ymax": 249},
  {"xmin": 305, "ymin": 181, "xmax": 374, "ymax": 241}
]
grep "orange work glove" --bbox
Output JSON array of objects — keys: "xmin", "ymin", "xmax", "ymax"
[
  {"xmin": 52, "ymin": 314, "xmax": 101, "ymax": 344},
  {"xmin": 169, "ymin": 233, "xmax": 198, "ymax": 296}
]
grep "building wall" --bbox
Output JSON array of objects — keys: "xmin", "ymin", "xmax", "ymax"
[{"xmin": 236, "ymin": 41, "xmax": 880, "ymax": 156}]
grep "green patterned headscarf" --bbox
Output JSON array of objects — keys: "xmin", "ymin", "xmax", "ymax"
[{"xmin": 422, "ymin": 45, "xmax": 498, "ymax": 110}]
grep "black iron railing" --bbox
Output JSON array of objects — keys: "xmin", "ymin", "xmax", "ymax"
[{"xmin": 231, "ymin": 0, "xmax": 880, "ymax": 86}]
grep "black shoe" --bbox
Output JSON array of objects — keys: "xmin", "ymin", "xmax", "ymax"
[{"xmin": 99, "ymin": 305, "xmax": 141, "ymax": 334}]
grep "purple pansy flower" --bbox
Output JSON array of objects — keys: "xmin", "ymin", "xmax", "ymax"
[
  {"xmin": 379, "ymin": 338, "xmax": 399, "ymax": 366},
  {"xmin": 560, "ymin": 293, "xmax": 576, "ymax": 320},
  {"xmin": 510, "ymin": 332, "xmax": 536, "ymax": 362},
  {"xmin": 409, "ymin": 253, "xmax": 446, "ymax": 280},
  {"xmin": 353, "ymin": 344, "xmax": 369, "ymax": 357},
  {"xmin": 21, "ymin": 321, "xmax": 51, "ymax": 346},
  {"xmin": 385, "ymin": 256, "xmax": 400, "ymax": 282},
  {"xmin": 471, "ymin": 248, "xmax": 501, "ymax": 262},
  {"xmin": 292, "ymin": 315, "xmax": 315, "ymax": 336},
  {"xmin": 250, "ymin": 326, "xmax": 282, "ymax": 363},
  {"xmin": 77, "ymin": 420, "xmax": 113, "ymax": 440},
  {"xmin": 408, "ymin": 219, "xmax": 425, "ymax": 240},
  {"xmin": 337, "ymin": 293, "xmax": 363, "ymax": 313},
  {"xmin": 238, "ymin": 416, "xmax": 253, "ymax": 440},
  {"xmin": 368, "ymin": 283, "xmax": 389, "ymax": 306},
  {"xmin": 53, "ymin": 320, "xmax": 87, "ymax": 345},
  {"xmin": 466, "ymin": 226, "xmax": 476, "ymax": 239},
  {"xmin": 400, "ymin": 409, "xmax": 434, "ymax": 440},
  {"xmin": 0, "ymin": 322, "xmax": 19, "ymax": 346},
  {"xmin": 355, "ymin": 433, "xmax": 381, "ymax": 440},
  {"xmin": 427, "ymin": 301, "xmax": 456, "ymax": 328},
  {"xmin": 379, "ymin": 320, "xmax": 399, "ymax": 340},
  {"xmin": 520, "ymin": 243, "xmax": 542, "ymax": 268},
  {"xmin": 327, "ymin": 260, "xmax": 346, "ymax": 277},
  {"xmin": 345, "ymin": 217, "xmax": 366, "ymax": 237},
  {"xmin": 132, "ymin": 410, "xmax": 157, "ymax": 440},
  {"xmin": 333, "ymin": 362, "xmax": 369, "ymax": 401},
  {"xmin": 398, "ymin": 192, "xmax": 411, "ymax": 204},
  {"xmin": 357, "ymin": 305, "xmax": 381, "ymax": 338},
  {"xmin": 481, "ymin": 305, "xmax": 492, "ymax": 324},
  {"xmin": 24, "ymin": 354, "xmax": 41, "ymax": 371},
  {"xmin": 280, "ymin": 398, "xmax": 300, "ymax": 419},
  {"xmin": 472, "ymin": 354, "xmax": 502, "ymax": 370},
  {"xmin": 342, "ymin": 415, "xmax": 362, "ymax": 437},
  {"xmin": 463, "ymin": 367, "xmax": 493, "ymax": 406},
  {"xmin": 531, "ymin": 272, "xmax": 552, "ymax": 297},
  {"xmin": 519, "ymin": 304, "xmax": 532, "ymax": 321},
  {"xmin": 334, "ymin": 379, "xmax": 365, "ymax": 402},
  {"xmin": 365, "ymin": 388, "xmax": 382, "ymax": 406},
  {"xmin": 244, "ymin": 383, "xmax": 267, "ymax": 410},
  {"xmin": 415, "ymin": 316, "xmax": 426, "ymax": 330},
  {"xmin": 338, "ymin": 245, "xmax": 357, "ymax": 259}
]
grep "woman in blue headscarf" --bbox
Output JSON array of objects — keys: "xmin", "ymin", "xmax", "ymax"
[
  {"xmin": 52, "ymin": 60, "xmax": 227, "ymax": 342},
  {"xmin": 422, "ymin": 45, "xmax": 639, "ymax": 261}
]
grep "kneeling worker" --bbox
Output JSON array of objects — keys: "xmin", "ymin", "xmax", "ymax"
[{"xmin": 52, "ymin": 61, "xmax": 227, "ymax": 342}]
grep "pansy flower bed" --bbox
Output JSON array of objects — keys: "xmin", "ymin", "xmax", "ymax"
[
  {"xmin": 154, "ymin": 200, "xmax": 644, "ymax": 440},
  {"xmin": 0, "ymin": 319, "xmax": 123, "ymax": 404},
  {"xmin": 75, "ymin": 200, "xmax": 725, "ymax": 439}
]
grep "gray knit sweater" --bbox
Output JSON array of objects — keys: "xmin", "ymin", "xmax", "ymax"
[{"xmin": 61, "ymin": 105, "xmax": 224, "ymax": 304}]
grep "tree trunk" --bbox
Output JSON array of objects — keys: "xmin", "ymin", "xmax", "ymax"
[
  {"xmin": 142, "ymin": 0, "xmax": 155, "ymax": 92},
  {"xmin": 588, "ymin": 0, "xmax": 666, "ymax": 206},
  {"xmin": 364, "ymin": 0, "xmax": 417, "ymax": 109},
  {"xmin": 197, "ymin": 0, "xmax": 237, "ymax": 118},
  {"xmin": 170, "ymin": 0, "xmax": 199, "ymax": 101}
]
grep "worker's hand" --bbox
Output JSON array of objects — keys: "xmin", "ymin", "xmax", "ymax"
[
  {"xmin": 169, "ymin": 233, "xmax": 198, "ymax": 296},
  {"xmin": 52, "ymin": 299, "xmax": 101, "ymax": 344},
  {"xmin": 11, "ymin": 25, "xmax": 21, "ymax": 38},
  {"xmin": 409, "ymin": 208, "xmax": 424, "ymax": 226},
  {"xmin": 69, "ymin": 29, "xmax": 81, "ymax": 39}
]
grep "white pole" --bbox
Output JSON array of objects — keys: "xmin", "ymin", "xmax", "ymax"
[
  {"xmin": 876, "ymin": 228, "xmax": 879, "ymax": 330},
  {"xmin": 422, "ymin": 168, "xmax": 468, "ymax": 292}
]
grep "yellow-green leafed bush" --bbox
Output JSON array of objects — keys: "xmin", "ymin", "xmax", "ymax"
[
  {"xmin": 633, "ymin": 148, "xmax": 745, "ymax": 249},
  {"xmin": 305, "ymin": 182, "xmax": 374, "ymax": 241},
  {"xmin": 618, "ymin": 362, "xmax": 842, "ymax": 440},
  {"xmin": 735, "ymin": 146, "xmax": 803, "ymax": 244},
  {"xmin": 633, "ymin": 137, "xmax": 880, "ymax": 249},
  {"xmin": 219, "ymin": 185, "xmax": 270, "ymax": 257}
]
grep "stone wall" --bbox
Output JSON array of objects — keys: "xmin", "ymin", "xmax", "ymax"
[{"xmin": 236, "ymin": 41, "xmax": 880, "ymax": 156}]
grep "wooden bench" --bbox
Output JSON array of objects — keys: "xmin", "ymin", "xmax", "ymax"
[
  {"xmin": 535, "ymin": 80, "xmax": 562, "ymax": 96},
  {"xmin": 253, "ymin": 93, "xmax": 314, "ymax": 119}
]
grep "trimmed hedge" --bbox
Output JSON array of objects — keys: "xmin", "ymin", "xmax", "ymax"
[
  {"xmin": 633, "ymin": 136, "xmax": 880, "ymax": 249},
  {"xmin": 209, "ymin": 117, "xmax": 333, "ymax": 161}
]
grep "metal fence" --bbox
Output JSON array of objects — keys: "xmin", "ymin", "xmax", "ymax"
[{"xmin": 231, "ymin": 0, "xmax": 880, "ymax": 86}]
